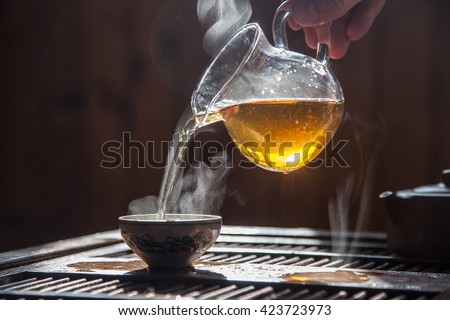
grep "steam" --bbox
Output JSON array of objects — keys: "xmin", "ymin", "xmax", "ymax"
[
  {"xmin": 197, "ymin": 0, "xmax": 252, "ymax": 56},
  {"xmin": 163, "ymin": 106, "xmax": 232, "ymax": 215},
  {"xmin": 128, "ymin": 106, "xmax": 233, "ymax": 216},
  {"xmin": 128, "ymin": 151, "xmax": 231, "ymax": 216},
  {"xmin": 128, "ymin": 195, "xmax": 159, "ymax": 215},
  {"xmin": 349, "ymin": 117, "xmax": 386, "ymax": 252},
  {"xmin": 129, "ymin": 1, "xmax": 251, "ymax": 216},
  {"xmin": 328, "ymin": 173, "xmax": 354, "ymax": 255},
  {"xmin": 327, "ymin": 108, "xmax": 386, "ymax": 257},
  {"xmin": 177, "ymin": 151, "xmax": 231, "ymax": 214}
]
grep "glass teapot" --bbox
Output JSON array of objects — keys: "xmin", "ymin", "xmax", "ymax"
[
  {"xmin": 158, "ymin": 2, "xmax": 346, "ymax": 215},
  {"xmin": 190, "ymin": 2, "xmax": 345, "ymax": 173}
]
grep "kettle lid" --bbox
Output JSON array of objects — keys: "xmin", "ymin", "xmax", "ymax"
[{"xmin": 397, "ymin": 169, "xmax": 450, "ymax": 198}]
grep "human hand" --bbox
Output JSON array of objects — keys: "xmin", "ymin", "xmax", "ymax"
[{"xmin": 286, "ymin": 0, "xmax": 386, "ymax": 59}]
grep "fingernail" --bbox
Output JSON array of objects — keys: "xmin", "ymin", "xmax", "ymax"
[{"xmin": 292, "ymin": 0, "xmax": 319, "ymax": 25}]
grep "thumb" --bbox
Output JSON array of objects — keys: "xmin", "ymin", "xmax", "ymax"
[{"xmin": 289, "ymin": 0, "xmax": 362, "ymax": 26}]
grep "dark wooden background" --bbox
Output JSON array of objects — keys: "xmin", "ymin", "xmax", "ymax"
[{"xmin": 1, "ymin": 0, "xmax": 449, "ymax": 251}]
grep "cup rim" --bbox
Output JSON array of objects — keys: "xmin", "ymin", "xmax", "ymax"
[{"xmin": 119, "ymin": 213, "xmax": 222, "ymax": 225}]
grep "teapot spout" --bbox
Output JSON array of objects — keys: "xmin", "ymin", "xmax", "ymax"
[{"xmin": 379, "ymin": 191, "xmax": 397, "ymax": 216}]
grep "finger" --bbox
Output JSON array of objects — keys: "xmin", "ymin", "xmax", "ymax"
[
  {"xmin": 329, "ymin": 13, "xmax": 352, "ymax": 59},
  {"xmin": 304, "ymin": 27, "xmax": 318, "ymax": 49},
  {"xmin": 346, "ymin": 0, "xmax": 386, "ymax": 40},
  {"xmin": 288, "ymin": 15, "xmax": 303, "ymax": 31},
  {"xmin": 290, "ymin": 0, "xmax": 362, "ymax": 26}
]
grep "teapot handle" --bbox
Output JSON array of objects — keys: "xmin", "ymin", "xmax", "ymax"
[{"xmin": 272, "ymin": 1, "xmax": 330, "ymax": 65}]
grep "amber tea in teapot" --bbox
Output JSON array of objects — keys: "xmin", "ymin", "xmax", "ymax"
[{"xmin": 210, "ymin": 98, "xmax": 344, "ymax": 172}]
